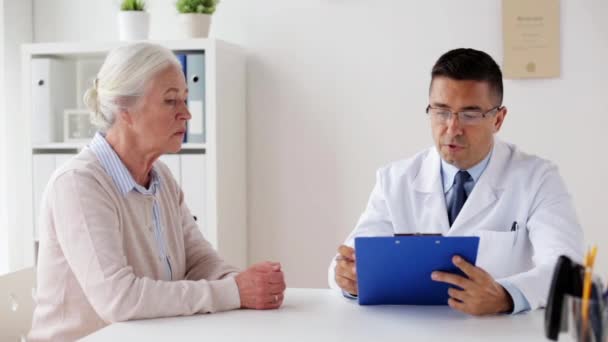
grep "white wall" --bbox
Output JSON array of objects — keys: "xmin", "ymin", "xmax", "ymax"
[
  {"xmin": 0, "ymin": 0, "xmax": 7, "ymax": 275},
  {"xmin": 31, "ymin": 0, "xmax": 608, "ymax": 287},
  {"xmin": 0, "ymin": 0, "xmax": 32, "ymax": 274},
  {"xmin": 33, "ymin": 0, "xmax": 193, "ymax": 42}
]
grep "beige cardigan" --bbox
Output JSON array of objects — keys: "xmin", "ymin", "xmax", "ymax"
[{"xmin": 28, "ymin": 148, "xmax": 241, "ymax": 341}]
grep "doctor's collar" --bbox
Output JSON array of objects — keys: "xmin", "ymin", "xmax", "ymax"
[{"xmin": 440, "ymin": 146, "xmax": 494, "ymax": 193}]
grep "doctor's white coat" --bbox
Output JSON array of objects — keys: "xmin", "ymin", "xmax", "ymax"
[{"xmin": 328, "ymin": 140, "xmax": 584, "ymax": 309}]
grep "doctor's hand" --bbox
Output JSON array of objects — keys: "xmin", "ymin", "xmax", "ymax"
[
  {"xmin": 431, "ymin": 255, "xmax": 514, "ymax": 316},
  {"xmin": 334, "ymin": 245, "xmax": 358, "ymax": 295},
  {"xmin": 235, "ymin": 261, "xmax": 286, "ymax": 310}
]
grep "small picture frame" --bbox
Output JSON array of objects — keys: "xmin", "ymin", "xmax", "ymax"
[{"xmin": 63, "ymin": 109, "xmax": 96, "ymax": 142}]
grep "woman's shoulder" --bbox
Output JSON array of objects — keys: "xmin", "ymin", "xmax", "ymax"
[{"xmin": 49, "ymin": 147, "xmax": 117, "ymax": 193}]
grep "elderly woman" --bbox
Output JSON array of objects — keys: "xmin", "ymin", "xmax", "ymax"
[{"xmin": 28, "ymin": 42, "xmax": 286, "ymax": 341}]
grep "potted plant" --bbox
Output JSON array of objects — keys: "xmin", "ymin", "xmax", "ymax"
[
  {"xmin": 118, "ymin": 0, "xmax": 149, "ymax": 41},
  {"xmin": 176, "ymin": 0, "xmax": 219, "ymax": 38}
]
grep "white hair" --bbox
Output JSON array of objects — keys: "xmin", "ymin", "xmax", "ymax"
[{"xmin": 83, "ymin": 42, "xmax": 182, "ymax": 130}]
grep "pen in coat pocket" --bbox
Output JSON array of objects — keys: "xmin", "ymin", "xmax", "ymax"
[{"xmin": 510, "ymin": 221, "xmax": 520, "ymax": 246}]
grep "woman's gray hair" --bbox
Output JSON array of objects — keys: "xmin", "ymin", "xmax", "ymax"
[{"xmin": 83, "ymin": 42, "xmax": 182, "ymax": 130}]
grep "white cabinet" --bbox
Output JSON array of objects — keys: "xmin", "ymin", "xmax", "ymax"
[
  {"xmin": 54, "ymin": 154, "xmax": 74, "ymax": 169},
  {"xmin": 158, "ymin": 154, "xmax": 181, "ymax": 186},
  {"xmin": 158, "ymin": 153, "xmax": 209, "ymax": 239},
  {"xmin": 19, "ymin": 39, "xmax": 247, "ymax": 269},
  {"xmin": 181, "ymin": 154, "xmax": 207, "ymax": 238}
]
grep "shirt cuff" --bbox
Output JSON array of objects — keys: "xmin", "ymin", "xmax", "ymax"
[
  {"xmin": 498, "ymin": 280, "xmax": 531, "ymax": 314},
  {"xmin": 342, "ymin": 290, "xmax": 358, "ymax": 299}
]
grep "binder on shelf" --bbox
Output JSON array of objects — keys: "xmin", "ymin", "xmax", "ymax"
[
  {"xmin": 31, "ymin": 59, "xmax": 54, "ymax": 145},
  {"xmin": 30, "ymin": 58, "xmax": 76, "ymax": 145},
  {"xmin": 186, "ymin": 53, "xmax": 206, "ymax": 143},
  {"xmin": 176, "ymin": 54, "xmax": 187, "ymax": 75},
  {"xmin": 175, "ymin": 53, "xmax": 189, "ymax": 143}
]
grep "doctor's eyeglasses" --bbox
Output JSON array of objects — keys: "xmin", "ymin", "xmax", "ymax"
[{"xmin": 426, "ymin": 105, "xmax": 502, "ymax": 126}]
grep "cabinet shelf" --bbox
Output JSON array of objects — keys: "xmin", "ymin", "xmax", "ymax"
[
  {"xmin": 23, "ymin": 39, "xmax": 239, "ymax": 58},
  {"xmin": 32, "ymin": 142, "xmax": 207, "ymax": 153}
]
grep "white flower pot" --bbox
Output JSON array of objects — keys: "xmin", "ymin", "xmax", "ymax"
[
  {"xmin": 179, "ymin": 13, "xmax": 212, "ymax": 38},
  {"xmin": 118, "ymin": 11, "xmax": 150, "ymax": 41}
]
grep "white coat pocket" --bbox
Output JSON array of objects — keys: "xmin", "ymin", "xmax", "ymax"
[{"xmin": 474, "ymin": 230, "xmax": 518, "ymax": 279}]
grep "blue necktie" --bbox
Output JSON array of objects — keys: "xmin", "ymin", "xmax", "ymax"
[{"xmin": 448, "ymin": 170, "xmax": 471, "ymax": 226}]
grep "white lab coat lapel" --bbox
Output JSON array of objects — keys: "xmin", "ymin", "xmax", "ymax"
[
  {"xmin": 412, "ymin": 148, "xmax": 451, "ymax": 234},
  {"xmin": 448, "ymin": 141, "xmax": 508, "ymax": 235}
]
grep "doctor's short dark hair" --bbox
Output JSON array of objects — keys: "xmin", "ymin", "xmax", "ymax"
[{"xmin": 430, "ymin": 48, "xmax": 504, "ymax": 106}]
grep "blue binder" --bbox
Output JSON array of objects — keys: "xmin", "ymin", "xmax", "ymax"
[
  {"xmin": 175, "ymin": 53, "xmax": 188, "ymax": 142},
  {"xmin": 186, "ymin": 53, "xmax": 206, "ymax": 143},
  {"xmin": 355, "ymin": 236, "xmax": 479, "ymax": 305}
]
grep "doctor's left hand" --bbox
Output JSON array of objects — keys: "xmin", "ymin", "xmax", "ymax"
[{"xmin": 431, "ymin": 256, "xmax": 513, "ymax": 316}]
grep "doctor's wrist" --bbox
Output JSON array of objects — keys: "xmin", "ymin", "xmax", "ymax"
[{"xmin": 500, "ymin": 286, "xmax": 514, "ymax": 314}]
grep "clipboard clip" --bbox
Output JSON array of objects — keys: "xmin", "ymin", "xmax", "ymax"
[{"xmin": 394, "ymin": 233, "xmax": 443, "ymax": 237}]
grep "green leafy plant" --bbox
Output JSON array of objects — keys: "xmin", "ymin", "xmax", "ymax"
[
  {"xmin": 121, "ymin": 0, "xmax": 146, "ymax": 11},
  {"xmin": 176, "ymin": 0, "xmax": 219, "ymax": 15}
]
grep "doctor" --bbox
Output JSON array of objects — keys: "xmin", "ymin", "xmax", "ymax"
[{"xmin": 328, "ymin": 48, "xmax": 583, "ymax": 315}]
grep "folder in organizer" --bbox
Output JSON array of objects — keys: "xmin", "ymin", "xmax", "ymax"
[
  {"xmin": 355, "ymin": 236, "xmax": 479, "ymax": 305},
  {"xmin": 175, "ymin": 53, "xmax": 188, "ymax": 142},
  {"xmin": 31, "ymin": 58, "xmax": 76, "ymax": 144},
  {"xmin": 186, "ymin": 53, "xmax": 206, "ymax": 143},
  {"xmin": 175, "ymin": 53, "xmax": 187, "ymax": 76}
]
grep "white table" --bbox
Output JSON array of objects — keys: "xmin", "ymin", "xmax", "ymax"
[{"xmin": 82, "ymin": 288, "xmax": 551, "ymax": 341}]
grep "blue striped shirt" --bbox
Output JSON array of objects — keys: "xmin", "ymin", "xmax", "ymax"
[{"xmin": 88, "ymin": 132, "xmax": 172, "ymax": 280}]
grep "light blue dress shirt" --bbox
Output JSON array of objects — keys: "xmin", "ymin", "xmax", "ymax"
[
  {"xmin": 89, "ymin": 132, "xmax": 172, "ymax": 280},
  {"xmin": 440, "ymin": 146, "xmax": 530, "ymax": 314}
]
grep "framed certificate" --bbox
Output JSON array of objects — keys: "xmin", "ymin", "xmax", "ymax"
[
  {"xmin": 503, "ymin": 0, "xmax": 560, "ymax": 78},
  {"xmin": 63, "ymin": 109, "xmax": 96, "ymax": 142}
]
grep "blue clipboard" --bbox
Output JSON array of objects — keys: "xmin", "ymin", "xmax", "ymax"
[{"xmin": 355, "ymin": 236, "xmax": 479, "ymax": 305}]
